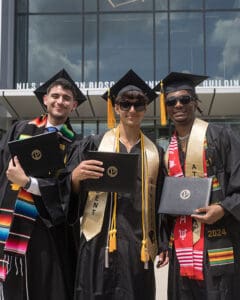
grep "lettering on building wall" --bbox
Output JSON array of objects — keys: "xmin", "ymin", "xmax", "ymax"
[{"xmin": 16, "ymin": 79, "xmax": 240, "ymax": 90}]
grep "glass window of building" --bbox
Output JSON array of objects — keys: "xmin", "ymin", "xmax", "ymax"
[
  {"xmin": 206, "ymin": 0, "xmax": 240, "ymax": 9},
  {"xmin": 206, "ymin": 12, "xmax": 240, "ymax": 81},
  {"xmin": 84, "ymin": 0, "xmax": 97, "ymax": 12},
  {"xmin": 28, "ymin": 0, "xmax": 82, "ymax": 13},
  {"xmin": 155, "ymin": 13, "xmax": 169, "ymax": 80},
  {"xmin": 84, "ymin": 15, "xmax": 97, "ymax": 82},
  {"xmin": 170, "ymin": 12, "xmax": 204, "ymax": 74},
  {"xmin": 170, "ymin": 0, "xmax": 203, "ymax": 10},
  {"xmin": 155, "ymin": 0, "xmax": 168, "ymax": 10},
  {"xmin": 17, "ymin": 15, "xmax": 83, "ymax": 84},
  {"xmin": 99, "ymin": 13, "xmax": 154, "ymax": 81},
  {"xmin": 99, "ymin": 0, "xmax": 153, "ymax": 11}
]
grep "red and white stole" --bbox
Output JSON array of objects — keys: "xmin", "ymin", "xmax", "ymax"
[{"xmin": 168, "ymin": 118, "xmax": 208, "ymax": 280}]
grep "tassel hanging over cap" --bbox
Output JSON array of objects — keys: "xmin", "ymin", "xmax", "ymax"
[
  {"xmin": 160, "ymin": 81, "xmax": 167, "ymax": 126},
  {"xmin": 107, "ymin": 89, "xmax": 116, "ymax": 129}
]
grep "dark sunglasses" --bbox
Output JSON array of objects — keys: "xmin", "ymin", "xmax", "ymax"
[
  {"xmin": 119, "ymin": 101, "xmax": 146, "ymax": 112},
  {"xmin": 165, "ymin": 95, "xmax": 193, "ymax": 107}
]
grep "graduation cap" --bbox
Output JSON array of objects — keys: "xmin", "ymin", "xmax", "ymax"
[
  {"xmin": 154, "ymin": 72, "xmax": 209, "ymax": 126},
  {"xmin": 102, "ymin": 69, "xmax": 157, "ymax": 128},
  {"xmin": 154, "ymin": 72, "xmax": 209, "ymax": 94},
  {"xmin": 34, "ymin": 69, "xmax": 86, "ymax": 109}
]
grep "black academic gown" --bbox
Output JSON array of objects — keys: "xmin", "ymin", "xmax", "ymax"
[
  {"xmin": 162, "ymin": 124, "xmax": 240, "ymax": 300},
  {"xmin": 0, "ymin": 118, "xmax": 79, "ymax": 300},
  {"xmin": 68, "ymin": 134, "xmax": 165, "ymax": 300}
]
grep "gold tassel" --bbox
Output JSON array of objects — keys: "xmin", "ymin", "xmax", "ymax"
[
  {"xmin": 109, "ymin": 229, "xmax": 117, "ymax": 252},
  {"xmin": 108, "ymin": 192, "xmax": 118, "ymax": 253},
  {"xmin": 141, "ymin": 239, "xmax": 150, "ymax": 263},
  {"xmin": 160, "ymin": 81, "xmax": 167, "ymax": 126},
  {"xmin": 107, "ymin": 89, "xmax": 116, "ymax": 129}
]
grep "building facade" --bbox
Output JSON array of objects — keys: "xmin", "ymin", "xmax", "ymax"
[{"xmin": 1, "ymin": 0, "xmax": 240, "ymax": 146}]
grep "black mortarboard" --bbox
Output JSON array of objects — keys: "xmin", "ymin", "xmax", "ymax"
[
  {"xmin": 34, "ymin": 69, "xmax": 86, "ymax": 108},
  {"xmin": 102, "ymin": 69, "xmax": 157, "ymax": 104},
  {"xmin": 154, "ymin": 72, "xmax": 209, "ymax": 94},
  {"xmin": 101, "ymin": 69, "xmax": 157, "ymax": 128}
]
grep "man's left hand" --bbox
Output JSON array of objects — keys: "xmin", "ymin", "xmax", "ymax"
[{"xmin": 191, "ymin": 204, "xmax": 225, "ymax": 224}]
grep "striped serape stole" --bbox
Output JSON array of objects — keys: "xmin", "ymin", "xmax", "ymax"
[{"xmin": 0, "ymin": 189, "xmax": 38, "ymax": 281}]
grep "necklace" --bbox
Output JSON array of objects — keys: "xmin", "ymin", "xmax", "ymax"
[{"xmin": 178, "ymin": 134, "xmax": 190, "ymax": 141}]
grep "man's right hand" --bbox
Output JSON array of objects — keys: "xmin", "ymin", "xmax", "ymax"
[{"xmin": 71, "ymin": 160, "xmax": 104, "ymax": 193}]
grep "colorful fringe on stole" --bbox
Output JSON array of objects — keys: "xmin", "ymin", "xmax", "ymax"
[{"xmin": 0, "ymin": 188, "xmax": 38, "ymax": 281}]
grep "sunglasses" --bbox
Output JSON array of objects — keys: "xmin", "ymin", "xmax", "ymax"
[
  {"xmin": 119, "ymin": 101, "xmax": 146, "ymax": 112},
  {"xmin": 165, "ymin": 95, "xmax": 193, "ymax": 107}
]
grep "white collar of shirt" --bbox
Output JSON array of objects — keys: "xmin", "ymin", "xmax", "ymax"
[{"xmin": 46, "ymin": 121, "xmax": 63, "ymax": 131}]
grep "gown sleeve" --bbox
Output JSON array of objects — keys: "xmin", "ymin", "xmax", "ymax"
[
  {"xmin": 156, "ymin": 146, "xmax": 173, "ymax": 253},
  {"xmin": 212, "ymin": 126, "xmax": 240, "ymax": 221},
  {"xmin": 0, "ymin": 121, "xmax": 28, "ymax": 203},
  {"xmin": 61, "ymin": 134, "xmax": 103, "ymax": 225}
]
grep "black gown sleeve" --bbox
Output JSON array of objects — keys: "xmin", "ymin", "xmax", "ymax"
[
  {"xmin": 211, "ymin": 126, "xmax": 240, "ymax": 221},
  {"xmin": 0, "ymin": 121, "xmax": 28, "ymax": 204},
  {"xmin": 62, "ymin": 134, "xmax": 103, "ymax": 225},
  {"xmin": 155, "ymin": 146, "xmax": 174, "ymax": 253}
]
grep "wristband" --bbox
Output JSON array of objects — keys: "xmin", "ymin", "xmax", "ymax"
[{"xmin": 23, "ymin": 177, "xmax": 31, "ymax": 190}]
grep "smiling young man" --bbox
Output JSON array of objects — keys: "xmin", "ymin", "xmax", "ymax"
[
  {"xmin": 155, "ymin": 72, "xmax": 240, "ymax": 299},
  {"xmin": 67, "ymin": 69, "xmax": 166, "ymax": 300},
  {"xmin": 0, "ymin": 69, "xmax": 86, "ymax": 300}
]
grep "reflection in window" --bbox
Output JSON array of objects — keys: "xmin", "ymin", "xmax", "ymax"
[
  {"xmin": 206, "ymin": 0, "xmax": 240, "ymax": 9},
  {"xmin": 29, "ymin": 0, "xmax": 82, "ymax": 13},
  {"xmin": 170, "ymin": 12, "xmax": 204, "ymax": 74},
  {"xmin": 155, "ymin": 13, "xmax": 169, "ymax": 80},
  {"xmin": 170, "ymin": 0, "xmax": 203, "ymax": 10},
  {"xmin": 206, "ymin": 12, "xmax": 240, "ymax": 80},
  {"xmin": 84, "ymin": 15, "xmax": 97, "ymax": 82},
  {"xmin": 99, "ymin": 13, "xmax": 153, "ymax": 81},
  {"xmin": 100, "ymin": 0, "xmax": 152, "ymax": 11},
  {"xmin": 28, "ymin": 15, "xmax": 82, "ymax": 83},
  {"xmin": 84, "ymin": 0, "xmax": 97, "ymax": 12},
  {"xmin": 155, "ymin": 0, "xmax": 168, "ymax": 10}
]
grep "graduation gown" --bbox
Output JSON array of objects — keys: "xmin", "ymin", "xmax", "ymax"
[
  {"xmin": 68, "ymin": 134, "xmax": 165, "ymax": 300},
  {"xmin": 0, "ymin": 117, "xmax": 79, "ymax": 300},
  {"xmin": 162, "ymin": 124, "xmax": 240, "ymax": 300}
]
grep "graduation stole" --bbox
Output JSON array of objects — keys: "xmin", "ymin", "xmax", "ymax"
[
  {"xmin": 168, "ymin": 118, "xmax": 208, "ymax": 280},
  {"xmin": 0, "ymin": 115, "xmax": 74, "ymax": 281},
  {"xmin": 81, "ymin": 126, "xmax": 159, "ymax": 266}
]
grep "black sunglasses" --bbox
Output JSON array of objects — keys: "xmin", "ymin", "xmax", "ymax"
[
  {"xmin": 119, "ymin": 101, "xmax": 146, "ymax": 112},
  {"xmin": 165, "ymin": 95, "xmax": 193, "ymax": 107}
]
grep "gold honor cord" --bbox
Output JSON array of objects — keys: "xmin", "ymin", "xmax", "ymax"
[
  {"xmin": 140, "ymin": 132, "xmax": 150, "ymax": 269},
  {"xmin": 108, "ymin": 127, "xmax": 120, "ymax": 254},
  {"xmin": 107, "ymin": 128, "xmax": 151, "ymax": 269}
]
